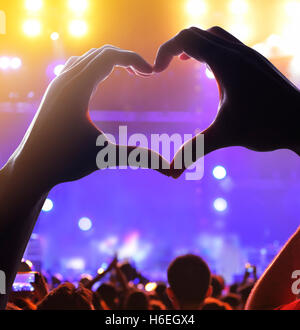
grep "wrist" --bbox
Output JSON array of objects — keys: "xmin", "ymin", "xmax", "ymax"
[{"xmin": 0, "ymin": 158, "xmax": 51, "ymax": 205}]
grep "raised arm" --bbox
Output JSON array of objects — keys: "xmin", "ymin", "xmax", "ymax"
[
  {"xmin": 154, "ymin": 27, "xmax": 300, "ymax": 178},
  {"xmin": 245, "ymin": 226, "xmax": 300, "ymax": 310},
  {"xmin": 0, "ymin": 45, "xmax": 170, "ymax": 309}
]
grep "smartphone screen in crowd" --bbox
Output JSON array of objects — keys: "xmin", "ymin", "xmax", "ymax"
[{"xmin": 12, "ymin": 272, "xmax": 37, "ymax": 292}]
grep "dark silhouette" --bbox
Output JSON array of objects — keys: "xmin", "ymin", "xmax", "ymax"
[{"xmin": 167, "ymin": 254, "xmax": 212, "ymax": 310}]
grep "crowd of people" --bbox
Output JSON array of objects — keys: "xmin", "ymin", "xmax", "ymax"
[
  {"xmin": 1, "ymin": 25, "xmax": 300, "ymax": 310},
  {"xmin": 7, "ymin": 226, "xmax": 300, "ymax": 311},
  {"xmin": 6, "ymin": 254, "xmax": 256, "ymax": 310}
]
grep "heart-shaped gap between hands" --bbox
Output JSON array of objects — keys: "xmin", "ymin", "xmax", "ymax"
[{"xmin": 10, "ymin": 26, "xmax": 300, "ymax": 193}]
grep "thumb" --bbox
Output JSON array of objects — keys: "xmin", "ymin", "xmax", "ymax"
[{"xmin": 170, "ymin": 123, "xmax": 227, "ymax": 179}]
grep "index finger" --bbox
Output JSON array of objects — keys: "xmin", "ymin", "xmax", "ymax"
[
  {"xmin": 81, "ymin": 48, "xmax": 153, "ymax": 91},
  {"xmin": 154, "ymin": 28, "xmax": 224, "ymax": 73}
]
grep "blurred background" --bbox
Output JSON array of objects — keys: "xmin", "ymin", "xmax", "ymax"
[{"xmin": 1, "ymin": 0, "xmax": 300, "ymax": 284}]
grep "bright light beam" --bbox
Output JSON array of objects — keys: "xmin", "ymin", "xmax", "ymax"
[
  {"xmin": 69, "ymin": 20, "xmax": 87, "ymax": 37},
  {"xmin": 68, "ymin": 0, "xmax": 88, "ymax": 13},
  {"xmin": 23, "ymin": 19, "xmax": 41, "ymax": 37},
  {"xmin": 25, "ymin": 0, "xmax": 43, "ymax": 12},
  {"xmin": 186, "ymin": 0, "xmax": 207, "ymax": 17}
]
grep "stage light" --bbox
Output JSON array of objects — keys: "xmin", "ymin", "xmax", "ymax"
[
  {"xmin": 25, "ymin": 0, "xmax": 43, "ymax": 12},
  {"xmin": 186, "ymin": 0, "xmax": 207, "ymax": 17},
  {"xmin": 66, "ymin": 258, "xmax": 85, "ymax": 270},
  {"xmin": 0, "ymin": 56, "xmax": 10, "ymax": 70},
  {"xmin": 54, "ymin": 64, "xmax": 64, "ymax": 76},
  {"xmin": 50, "ymin": 32, "xmax": 60, "ymax": 41},
  {"xmin": 68, "ymin": 0, "xmax": 88, "ymax": 13},
  {"xmin": 69, "ymin": 20, "xmax": 87, "ymax": 37},
  {"xmin": 23, "ymin": 19, "xmax": 41, "ymax": 37},
  {"xmin": 205, "ymin": 67, "xmax": 215, "ymax": 79},
  {"xmin": 42, "ymin": 198, "xmax": 53, "ymax": 212},
  {"xmin": 213, "ymin": 198, "xmax": 228, "ymax": 212},
  {"xmin": 10, "ymin": 57, "xmax": 22, "ymax": 70},
  {"xmin": 78, "ymin": 217, "xmax": 92, "ymax": 231},
  {"xmin": 213, "ymin": 166, "xmax": 227, "ymax": 180},
  {"xmin": 145, "ymin": 282, "xmax": 157, "ymax": 292},
  {"xmin": 97, "ymin": 267, "xmax": 104, "ymax": 275},
  {"xmin": 285, "ymin": 1, "xmax": 300, "ymax": 18},
  {"xmin": 229, "ymin": 0, "xmax": 248, "ymax": 15}
]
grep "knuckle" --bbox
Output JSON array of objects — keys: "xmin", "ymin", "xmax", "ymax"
[
  {"xmin": 209, "ymin": 26, "xmax": 224, "ymax": 33},
  {"xmin": 178, "ymin": 28, "xmax": 191, "ymax": 39},
  {"xmin": 101, "ymin": 48, "xmax": 116, "ymax": 58},
  {"xmin": 101, "ymin": 44, "xmax": 114, "ymax": 49},
  {"xmin": 68, "ymin": 55, "xmax": 78, "ymax": 61}
]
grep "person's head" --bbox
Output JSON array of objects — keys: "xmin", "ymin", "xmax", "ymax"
[
  {"xmin": 211, "ymin": 275, "xmax": 225, "ymax": 299},
  {"xmin": 155, "ymin": 282, "xmax": 173, "ymax": 309},
  {"xmin": 221, "ymin": 293, "xmax": 242, "ymax": 310},
  {"xmin": 123, "ymin": 290, "xmax": 149, "ymax": 310},
  {"xmin": 97, "ymin": 282, "xmax": 118, "ymax": 309},
  {"xmin": 167, "ymin": 254, "xmax": 212, "ymax": 310},
  {"xmin": 37, "ymin": 282, "xmax": 93, "ymax": 310}
]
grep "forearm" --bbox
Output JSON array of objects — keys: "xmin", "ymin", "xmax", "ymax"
[
  {"xmin": 115, "ymin": 266, "xmax": 129, "ymax": 292},
  {"xmin": 0, "ymin": 161, "xmax": 49, "ymax": 309},
  {"xmin": 245, "ymin": 226, "xmax": 300, "ymax": 310}
]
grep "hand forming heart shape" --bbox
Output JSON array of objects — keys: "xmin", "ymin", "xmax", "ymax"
[
  {"xmin": 154, "ymin": 26, "xmax": 300, "ymax": 178},
  {"xmin": 7, "ymin": 26, "xmax": 300, "ymax": 195}
]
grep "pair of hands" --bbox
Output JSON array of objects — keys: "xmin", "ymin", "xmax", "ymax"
[{"xmin": 8, "ymin": 26, "xmax": 300, "ymax": 192}]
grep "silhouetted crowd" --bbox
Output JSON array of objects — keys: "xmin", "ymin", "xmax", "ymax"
[{"xmin": 7, "ymin": 254, "xmax": 257, "ymax": 310}]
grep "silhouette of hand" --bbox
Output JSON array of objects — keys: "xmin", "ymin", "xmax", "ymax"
[
  {"xmin": 9, "ymin": 46, "xmax": 170, "ymax": 192},
  {"xmin": 154, "ymin": 27, "xmax": 300, "ymax": 178},
  {"xmin": 31, "ymin": 273, "xmax": 48, "ymax": 302}
]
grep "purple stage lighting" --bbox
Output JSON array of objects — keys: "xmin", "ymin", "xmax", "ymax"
[
  {"xmin": 78, "ymin": 217, "xmax": 92, "ymax": 231},
  {"xmin": 213, "ymin": 165, "xmax": 227, "ymax": 180}
]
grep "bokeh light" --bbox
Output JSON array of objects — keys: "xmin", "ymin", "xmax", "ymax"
[
  {"xmin": 23, "ymin": 19, "xmax": 41, "ymax": 37},
  {"xmin": 0, "ymin": 57, "xmax": 10, "ymax": 70},
  {"xmin": 213, "ymin": 165, "xmax": 227, "ymax": 180},
  {"xmin": 78, "ymin": 217, "xmax": 92, "ymax": 231},
  {"xmin": 69, "ymin": 20, "xmax": 88, "ymax": 37},
  {"xmin": 97, "ymin": 267, "xmax": 104, "ymax": 274},
  {"xmin": 145, "ymin": 282, "xmax": 157, "ymax": 292},
  {"xmin": 54, "ymin": 64, "xmax": 64, "ymax": 76},
  {"xmin": 10, "ymin": 57, "xmax": 22, "ymax": 70},
  {"xmin": 213, "ymin": 198, "xmax": 228, "ymax": 212},
  {"xmin": 229, "ymin": 0, "xmax": 249, "ymax": 15},
  {"xmin": 25, "ymin": 0, "xmax": 43, "ymax": 12},
  {"xmin": 42, "ymin": 198, "xmax": 54, "ymax": 212},
  {"xmin": 68, "ymin": 0, "xmax": 88, "ymax": 13},
  {"xmin": 285, "ymin": 1, "xmax": 300, "ymax": 19},
  {"xmin": 186, "ymin": 0, "xmax": 207, "ymax": 17},
  {"xmin": 50, "ymin": 32, "xmax": 60, "ymax": 41}
]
